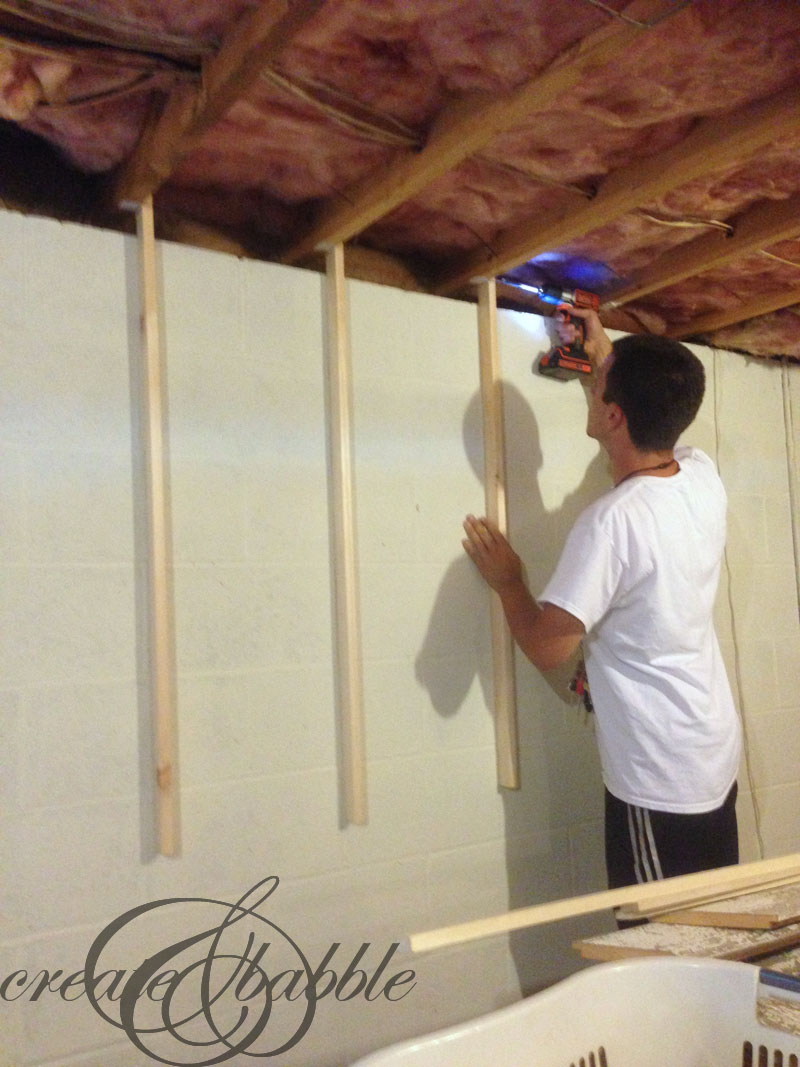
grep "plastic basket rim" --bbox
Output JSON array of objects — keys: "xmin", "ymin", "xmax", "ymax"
[{"xmin": 349, "ymin": 956, "xmax": 785, "ymax": 1067}]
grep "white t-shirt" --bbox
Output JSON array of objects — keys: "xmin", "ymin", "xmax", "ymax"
[{"xmin": 539, "ymin": 446, "xmax": 741, "ymax": 814}]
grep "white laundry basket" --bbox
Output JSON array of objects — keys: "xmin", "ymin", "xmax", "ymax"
[{"xmin": 350, "ymin": 956, "xmax": 800, "ymax": 1067}]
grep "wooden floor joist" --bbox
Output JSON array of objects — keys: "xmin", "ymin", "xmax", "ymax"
[
  {"xmin": 433, "ymin": 82, "xmax": 800, "ymax": 296},
  {"xmin": 136, "ymin": 197, "xmax": 180, "ymax": 857},
  {"xmin": 669, "ymin": 282, "xmax": 800, "ymax": 339},
  {"xmin": 282, "ymin": 0, "xmax": 683, "ymax": 264},
  {"xmin": 114, "ymin": 0, "xmax": 325, "ymax": 207},
  {"xmin": 607, "ymin": 192, "xmax": 800, "ymax": 308},
  {"xmin": 477, "ymin": 280, "xmax": 519, "ymax": 790},
  {"xmin": 325, "ymin": 244, "xmax": 368, "ymax": 826}
]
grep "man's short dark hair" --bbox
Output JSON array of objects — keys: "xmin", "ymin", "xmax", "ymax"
[{"xmin": 604, "ymin": 334, "xmax": 706, "ymax": 450}]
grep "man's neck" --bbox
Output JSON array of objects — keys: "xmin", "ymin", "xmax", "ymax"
[{"xmin": 611, "ymin": 446, "xmax": 677, "ymax": 488}]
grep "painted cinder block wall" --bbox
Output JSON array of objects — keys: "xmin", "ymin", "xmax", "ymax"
[{"xmin": 0, "ymin": 209, "xmax": 798, "ymax": 1066}]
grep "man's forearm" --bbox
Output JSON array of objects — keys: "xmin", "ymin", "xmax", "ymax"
[
  {"xmin": 462, "ymin": 515, "xmax": 585, "ymax": 670},
  {"xmin": 494, "ymin": 578, "xmax": 543, "ymax": 662}
]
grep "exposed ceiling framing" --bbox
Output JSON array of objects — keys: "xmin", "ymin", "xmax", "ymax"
[
  {"xmin": 112, "ymin": 0, "xmax": 327, "ymax": 207},
  {"xmin": 432, "ymin": 83, "xmax": 800, "ymax": 293},
  {"xmin": 281, "ymin": 0, "xmax": 681, "ymax": 265},
  {"xmin": 1, "ymin": 0, "xmax": 800, "ymax": 361},
  {"xmin": 607, "ymin": 193, "xmax": 800, "ymax": 307}
]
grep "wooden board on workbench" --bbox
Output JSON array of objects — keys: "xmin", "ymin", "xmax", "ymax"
[
  {"xmin": 656, "ymin": 883, "xmax": 800, "ymax": 930},
  {"xmin": 574, "ymin": 919, "xmax": 800, "ymax": 963}
]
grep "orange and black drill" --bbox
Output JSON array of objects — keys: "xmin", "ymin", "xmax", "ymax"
[{"xmin": 534, "ymin": 285, "xmax": 600, "ymax": 381}]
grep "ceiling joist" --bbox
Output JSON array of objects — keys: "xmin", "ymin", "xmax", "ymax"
[
  {"xmin": 281, "ymin": 0, "xmax": 684, "ymax": 265},
  {"xmin": 112, "ymin": 0, "xmax": 325, "ymax": 207},
  {"xmin": 669, "ymin": 284, "xmax": 800, "ymax": 341},
  {"xmin": 608, "ymin": 192, "xmax": 800, "ymax": 307},
  {"xmin": 3, "ymin": 0, "xmax": 800, "ymax": 360},
  {"xmin": 432, "ymin": 82, "xmax": 800, "ymax": 295}
]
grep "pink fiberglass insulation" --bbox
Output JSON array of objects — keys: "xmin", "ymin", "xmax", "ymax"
[
  {"xmin": 2, "ymin": 0, "xmax": 800, "ymax": 356},
  {"xmin": 708, "ymin": 309, "xmax": 800, "ymax": 358},
  {"xmin": 554, "ymin": 134, "xmax": 800, "ymax": 283},
  {"xmin": 362, "ymin": 113, "xmax": 696, "ymax": 261},
  {"xmin": 361, "ymin": 0, "xmax": 800, "ymax": 266},
  {"xmin": 627, "ymin": 239, "xmax": 800, "ymax": 331},
  {"xmin": 170, "ymin": 88, "xmax": 397, "ymax": 202},
  {"xmin": 285, "ymin": 0, "xmax": 616, "ymax": 108},
  {"xmin": 17, "ymin": 0, "xmax": 252, "ymax": 46},
  {"xmin": 170, "ymin": 0, "xmax": 619, "ymax": 195},
  {"xmin": 8, "ymin": 0, "xmax": 252, "ymax": 166},
  {"xmin": 22, "ymin": 92, "xmax": 155, "ymax": 171}
]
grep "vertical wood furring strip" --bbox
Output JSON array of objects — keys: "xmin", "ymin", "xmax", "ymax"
[
  {"xmin": 325, "ymin": 244, "xmax": 368, "ymax": 825},
  {"xmin": 136, "ymin": 197, "xmax": 180, "ymax": 856},
  {"xmin": 477, "ymin": 279, "xmax": 520, "ymax": 789}
]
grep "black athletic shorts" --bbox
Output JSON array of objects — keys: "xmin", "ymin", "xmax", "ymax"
[{"xmin": 605, "ymin": 781, "xmax": 739, "ymax": 890}]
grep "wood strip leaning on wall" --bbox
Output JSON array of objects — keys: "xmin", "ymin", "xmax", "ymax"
[
  {"xmin": 324, "ymin": 244, "xmax": 368, "ymax": 825},
  {"xmin": 477, "ymin": 280, "xmax": 520, "ymax": 789},
  {"xmin": 136, "ymin": 196, "xmax": 181, "ymax": 856}
]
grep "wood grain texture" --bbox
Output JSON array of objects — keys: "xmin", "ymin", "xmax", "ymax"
[
  {"xmin": 607, "ymin": 191, "xmax": 800, "ymax": 307},
  {"xmin": 115, "ymin": 0, "xmax": 325, "ymax": 205},
  {"xmin": 655, "ymin": 884, "xmax": 800, "ymax": 930},
  {"xmin": 325, "ymin": 243, "xmax": 368, "ymax": 826},
  {"xmin": 409, "ymin": 853, "xmax": 800, "ymax": 953},
  {"xmin": 136, "ymin": 197, "xmax": 180, "ymax": 857},
  {"xmin": 434, "ymin": 82, "xmax": 800, "ymax": 294},
  {"xmin": 477, "ymin": 280, "xmax": 519, "ymax": 790},
  {"xmin": 574, "ymin": 920, "xmax": 800, "ymax": 963},
  {"xmin": 283, "ymin": 0, "xmax": 681, "ymax": 262}
]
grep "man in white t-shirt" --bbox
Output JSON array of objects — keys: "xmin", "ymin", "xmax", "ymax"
[{"xmin": 462, "ymin": 309, "xmax": 741, "ymax": 890}]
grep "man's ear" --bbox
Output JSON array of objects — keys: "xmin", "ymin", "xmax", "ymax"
[{"xmin": 606, "ymin": 402, "xmax": 626, "ymax": 431}]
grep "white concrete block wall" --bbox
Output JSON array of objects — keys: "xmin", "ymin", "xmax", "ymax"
[
  {"xmin": 1, "ymin": 209, "xmax": 799, "ymax": 1066},
  {"xmin": 710, "ymin": 352, "xmax": 800, "ymax": 860},
  {"xmin": 0, "ymin": 214, "xmax": 148, "ymax": 1065}
]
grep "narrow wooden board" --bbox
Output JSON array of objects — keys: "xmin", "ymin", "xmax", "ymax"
[
  {"xmin": 136, "ymin": 197, "xmax": 180, "ymax": 858},
  {"xmin": 668, "ymin": 282, "xmax": 800, "ymax": 339},
  {"xmin": 574, "ymin": 921, "xmax": 800, "ymax": 963},
  {"xmin": 607, "ymin": 191, "xmax": 800, "ymax": 307},
  {"xmin": 654, "ymin": 884, "xmax": 800, "ymax": 930},
  {"xmin": 283, "ymin": 0, "xmax": 680, "ymax": 263},
  {"xmin": 477, "ymin": 279, "xmax": 519, "ymax": 790},
  {"xmin": 115, "ymin": 0, "xmax": 325, "ymax": 206},
  {"xmin": 325, "ymin": 244, "xmax": 368, "ymax": 826},
  {"xmin": 410, "ymin": 853, "xmax": 800, "ymax": 954},
  {"xmin": 434, "ymin": 82, "xmax": 800, "ymax": 294},
  {"xmin": 623, "ymin": 867, "xmax": 800, "ymax": 916},
  {"xmin": 617, "ymin": 874, "xmax": 800, "ymax": 923}
]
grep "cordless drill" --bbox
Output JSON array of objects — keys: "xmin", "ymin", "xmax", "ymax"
[{"xmin": 534, "ymin": 286, "xmax": 600, "ymax": 381}]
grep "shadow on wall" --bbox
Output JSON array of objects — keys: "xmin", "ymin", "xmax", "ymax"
[{"xmin": 416, "ymin": 381, "xmax": 613, "ymax": 996}]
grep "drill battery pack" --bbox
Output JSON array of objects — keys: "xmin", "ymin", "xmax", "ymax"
[{"xmin": 538, "ymin": 345, "xmax": 593, "ymax": 380}]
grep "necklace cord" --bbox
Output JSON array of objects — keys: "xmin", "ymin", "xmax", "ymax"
[{"xmin": 615, "ymin": 457, "xmax": 679, "ymax": 487}]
